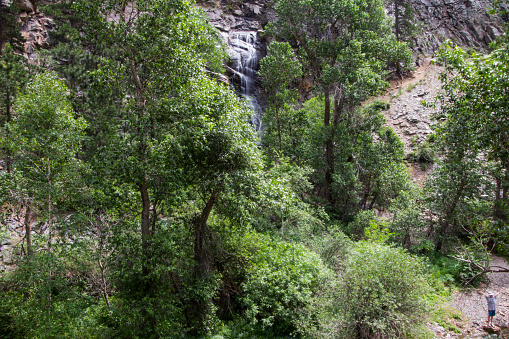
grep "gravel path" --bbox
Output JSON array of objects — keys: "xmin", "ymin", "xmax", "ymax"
[
  {"xmin": 427, "ymin": 256, "xmax": 509, "ymax": 338},
  {"xmin": 450, "ymin": 256, "xmax": 509, "ymax": 337}
]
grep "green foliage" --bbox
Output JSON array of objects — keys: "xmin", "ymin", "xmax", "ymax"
[
  {"xmin": 337, "ymin": 242, "xmax": 431, "ymax": 338},
  {"xmin": 410, "ymin": 135, "xmax": 436, "ymax": 170},
  {"xmin": 364, "ymin": 220, "xmax": 394, "ymax": 244},
  {"xmin": 106, "ymin": 220, "xmax": 200, "ymax": 337},
  {"xmin": 296, "ymin": 97, "xmax": 410, "ymax": 221},
  {"xmin": 267, "ymin": 0, "xmax": 412, "ymax": 210},
  {"xmin": 431, "ymin": 41, "xmax": 509, "ymax": 251},
  {"xmin": 426, "ymin": 250, "xmax": 486, "ymax": 287},
  {"xmin": 0, "ymin": 0, "xmax": 476, "ymax": 337},
  {"xmin": 259, "ymin": 41, "xmax": 303, "ymax": 157},
  {"xmin": 0, "ymin": 69, "xmax": 88, "ymax": 263},
  {"xmin": 0, "ymin": 43, "xmax": 30, "ymax": 127},
  {"xmin": 0, "ymin": 1, "xmax": 25, "ymax": 52},
  {"xmin": 252, "ymin": 157, "xmax": 330, "ymax": 244},
  {"xmin": 347, "ymin": 210, "xmax": 378, "ymax": 240},
  {"xmin": 3, "ymin": 72, "xmax": 88, "ymax": 213},
  {"xmin": 0, "ymin": 237, "xmax": 111, "ymax": 338},
  {"xmin": 240, "ymin": 232, "xmax": 333, "ymax": 336},
  {"xmin": 386, "ymin": 0, "xmax": 418, "ymax": 43},
  {"xmin": 7, "ymin": 72, "xmax": 87, "ymax": 168},
  {"xmin": 423, "ymin": 45, "xmax": 501, "ymax": 251},
  {"xmin": 389, "ymin": 186, "xmax": 427, "ymax": 249},
  {"xmin": 310, "ymin": 226, "xmax": 353, "ymax": 270},
  {"xmin": 259, "ymin": 42, "xmax": 302, "ymax": 95}
]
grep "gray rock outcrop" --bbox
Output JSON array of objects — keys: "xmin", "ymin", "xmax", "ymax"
[
  {"xmin": 17, "ymin": 0, "xmax": 36, "ymax": 12},
  {"xmin": 21, "ymin": 12, "xmax": 55, "ymax": 59},
  {"xmin": 411, "ymin": 0, "xmax": 505, "ymax": 53}
]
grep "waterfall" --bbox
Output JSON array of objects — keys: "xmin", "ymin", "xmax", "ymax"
[{"xmin": 228, "ymin": 32, "xmax": 263, "ymax": 131}]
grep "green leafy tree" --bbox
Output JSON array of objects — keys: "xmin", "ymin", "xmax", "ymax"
[
  {"xmin": 389, "ymin": 186, "xmax": 426, "ymax": 248},
  {"xmin": 0, "ymin": 43, "xmax": 31, "ymax": 174},
  {"xmin": 259, "ymin": 41, "xmax": 302, "ymax": 152},
  {"xmin": 4, "ymin": 72, "xmax": 87, "ymax": 255},
  {"xmin": 40, "ymin": 0, "xmax": 124, "ymax": 160},
  {"xmin": 429, "ymin": 42, "xmax": 509, "ymax": 252},
  {"xmin": 0, "ymin": 43, "xmax": 30, "ymax": 127},
  {"xmin": 41, "ymin": 0, "xmax": 283, "ymax": 334},
  {"xmin": 299, "ymin": 98, "xmax": 409, "ymax": 221},
  {"xmin": 1, "ymin": 72, "xmax": 88, "ymax": 334},
  {"xmin": 268, "ymin": 0, "xmax": 412, "ymax": 205},
  {"xmin": 66, "ymin": 0, "xmax": 227, "ymax": 258},
  {"xmin": 0, "ymin": 1, "xmax": 25, "ymax": 52},
  {"xmin": 388, "ymin": 0, "xmax": 417, "ymax": 43},
  {"xmin": 240, "ymin": 232, "xmax": 333, "ymax": 336}
]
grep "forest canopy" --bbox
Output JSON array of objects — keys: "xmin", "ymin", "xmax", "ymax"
[{"xmin": 0, "ymin": 0, "xmax": 508, "ymax": 338}]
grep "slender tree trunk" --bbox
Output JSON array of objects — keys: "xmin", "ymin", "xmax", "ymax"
[
  {"xmin": 368, "ymin": 192, "xmax": 379, "ymax": 210},
  {"xmin": 502, "ymin": 163, "xmax": 509, "ymax": 219},
  {"xmin": 332, "ymin": 94, "xmax": 344, "ymax": 128},
  {"xmin": 494, "ymin": 176, "xmax": 503, "ymax": 219},
  {"xmin": 194, "ymin": 188, "xmax": 219, "ymax": 278},
  {"xmin": 24, "ymin": 202, "xmax": 32, "ymax": 256},
  {"xmin": 324, "ymin": 93, "xmax": 345, "ymax": 206},
  {"xmin": 494, "ymin": 162, "xmax": 509, "ymax": 222},
  {"xmin": 394, "ymin": 0, "xmax": 404, "ymax": 76},
  {"xmin": 139, "ymin": 177, "xmax": 151, "ymax": 245},
  {"xmin": 273, "ymin": 91, "xmax": 283, "ymax": 151},
  {"xmin": 188, "ymin": 188, "xmax": 219, "ymax": 335},
  {"xmin": 95, "ymin": 214, "xmax": 110, "ymax": 308},
  {"xmin": 46, "ymin": 163, "xmax": 52, "ymax": 313},
  {"xmin": 98, "ymin": 242, "xmax": 110, "ymax": 308},
  {"xmin": 359, "ymin": 175, "xmax": 371, "ymax": 210},
  {"xmin": 324, "ymin": 87, "xmax": 333, "ymax": 204},
  {"xmin": 276, "ymin": 106, "xmax": 282, "ymax": 151},
  {"xmin": 435, "ymin": 179, "xmax": 466, "ymax": 252},
  {"xmin": 324, "ymin": 87, "xmax": 331, "ymax": 127},
  {"xmin": 395, "ymin": 0, "xmax": 400, "ymax": 41},
  {"xmin": 151, "ymin": 201, "xmax": 158, "ymax": 235},
  {"xmin": 5, "ymin": 89, "xmax": 12, "ymax": 172},
  {"xmin": 128, "ymin": 56, "xmax": 153, "ymax": 265}
]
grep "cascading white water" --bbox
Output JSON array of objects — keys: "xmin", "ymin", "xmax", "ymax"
[{"xmin": 228, "ymin": 32, "xmax": 263, "ymax": 131}]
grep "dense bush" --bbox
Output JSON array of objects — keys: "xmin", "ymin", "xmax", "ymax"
[
  {"xmin": 239, "ymin": 233, "xmax": 333, "ymax": 336},
  {"xmin": 336, "ymin": 242, "xmax": 431, "ymax": 338}
]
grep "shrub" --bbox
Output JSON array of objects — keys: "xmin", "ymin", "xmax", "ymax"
[
  {"xmin": 338, "ymin": 242, "xmax": 431, "ymax": 338},
  {"xmin": 347, "ymin": 210, "xmax": 377, "ymax": 240},
  {"xmin": 240, "ymin": 233, "xmax": 333, "ymax": 336},
  {"xmin": 410, "ymin": 135, "xmax": 436, "ymax": 170}
]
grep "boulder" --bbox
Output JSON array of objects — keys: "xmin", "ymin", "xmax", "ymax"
[{"xmin": 17, "ymin": 0, "xmax": 34, "ymax": 12}]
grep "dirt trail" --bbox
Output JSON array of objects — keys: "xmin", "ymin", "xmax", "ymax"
[
  {"xmin": 449, "ymin": 256, "xmax": 509, "ymax": 338},
  {"xmin": 426, "ymin": 257, "xmax": 509, "ymax": 339}
]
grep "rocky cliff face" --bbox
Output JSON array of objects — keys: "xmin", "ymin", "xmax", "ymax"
[
  {"xmin": 411, "ymin": 0, "xmax": 505, "ymax": 54},
  {"xmin": 13, "ymin": 0, "xmax": 506, "ymax": 67},
  {"xmin": 10, "ymin": 0, "xmax": 506, "ymax": 60}
]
